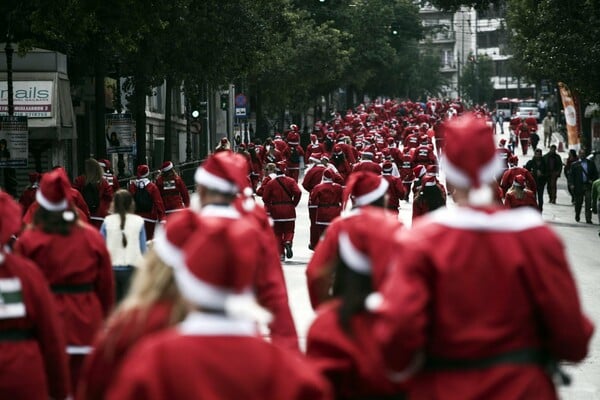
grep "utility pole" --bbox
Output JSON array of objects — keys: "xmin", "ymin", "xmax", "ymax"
[{"xmin": 5, "ymin": 37, "xmax": 14, "ymax": 116}]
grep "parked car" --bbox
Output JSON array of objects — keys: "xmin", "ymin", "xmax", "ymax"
[{"xmin": 516, "ymin": 99, "xmax": 540, "ymax": 121}]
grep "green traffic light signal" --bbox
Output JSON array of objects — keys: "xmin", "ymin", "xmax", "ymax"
[{"xmin": 220, "ymin": 94, "xmax": 228, "ymax": 110}]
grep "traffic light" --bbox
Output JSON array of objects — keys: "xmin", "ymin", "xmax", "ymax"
[{"xmin": 220, "ymin": 94, "xmax": 228, "ymax": 110}]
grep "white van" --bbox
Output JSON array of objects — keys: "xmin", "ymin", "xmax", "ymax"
[{"xmin": 516, "ymin": 99, "xmax": 540, "ymax": 121}]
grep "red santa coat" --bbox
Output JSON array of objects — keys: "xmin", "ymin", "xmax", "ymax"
[
  {"xmin": 256, "ymin": 173, "xmax": 275, "ymax": 198},
  {"xmin": 382, "ymin": 173, "xmax": 406, "ymax": 212},
  {"xmin": 307, "ymin": 300, "xmax": 407, "ymax": 399},
  {"xmin": 303, "ymin": 164, "xmax": 327, "ymax": 193},
  {"xmin": 263, "ymin": 174, "xmax": 302, "ymax": 221},
  {"xmin": 403, "ymin": 132, "xmax": 421, "ymax": 151},
  {"xmin": 0, "ymin": 253, "xmax": 70, "ymax": 400},
  {"xmin": 18, "ymin": 186, "xmax": 37, "ymax": 215},
  {"xmin": 411, "ymin": 144, "xmax": 438, "ymax": 166},
  {"xmin": 156, "ymin": 174, "xmax": 190, "ymax": 213},
  {"xmin": 106, "ymin": 312, "xmax": 333, "ymax": 400},
  {"xmin": 231, "ymin": 201, "xmax": 299, "ymax": 351},
  {"xmin": 504, "ymin": 189, "xmax": 538, "ymax": 209},
  {"xmin": 500, "ymin": 167, "xmax": 537, "ymax": 195},
  {"xmin": 77, "ymin": 301, "xmax": 177, "ymax": 400},
  {"xmin": 103, "ymin": 172, "xmax": 120, "ymax": 190},
  {"xmin": 375, "ymin": 206, "xmax": 594, "ymax": 400},
  {"xmin": 305, "ymin": 142, "xmax": 325, "ymax": 164},
  {"xmin": 74, "ymin": 176, "xmax": 113, "ymax": 227},
  {"xmin": 15, "ymin": 224, "xmax": 115, "ymax": 348},
  {"xmin": 310, "ymin": 181, "xmax": 343, "ymax": 225},
  {"xmin": 352, "ymin": 160, "xmax": 382, "ymax": 175},
  {"xmin": 336, "ymin": 142, "xmax": 357, "ymax": 165},
  {"xmin": 306, "ymin": 206, "xmax": 403, "ymax": 309}
]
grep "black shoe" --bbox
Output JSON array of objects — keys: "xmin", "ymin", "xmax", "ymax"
[
  {"xmin": 586, "ymin": 221, "xmax": 593, "ymax": 225},
  {"xmin": 284, "ymin": 243, "xmax": 293, "ymax": 259},
  {"xmin": 575, "ymin": 216, "xmax": 580, "ymax": 222},
  {"xmin": 308, "ymin": 244, "xmax": 314, "ymax": 251}
]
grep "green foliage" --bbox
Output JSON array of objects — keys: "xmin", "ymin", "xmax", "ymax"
[
  {"xmin": 459, "ymin": 53, "xmax": 495, "ymax": 105},
  {"xmin": 507, "ymin": 0, "xmax": 600, "ymax": 102}
]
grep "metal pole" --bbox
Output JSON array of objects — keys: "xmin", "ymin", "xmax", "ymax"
[
  {"xmin": 5, "ymin": 40, "xmax": 14, "ymax": 116},
  {"xmin": 185, "ymin": 96, "xmax": 192, "ymax": 162}
]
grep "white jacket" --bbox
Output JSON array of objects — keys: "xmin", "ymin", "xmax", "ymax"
[{"xmin": 102, "ymin": 213, "xmax": 145, "ymax": 267}]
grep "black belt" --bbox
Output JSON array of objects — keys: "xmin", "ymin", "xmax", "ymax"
[
  {"xmin": 0, "ymin": 329, "xmax": 35, "ymax": 341},
  {"xmin": 425, "ymin": 348, "xmax": 546, "ymax": 371},
  {"xmin": 271, "ymin": 201, "xmax": 294, "ymax": 205},
  {"xmin": 51, "ymin": 282, "xmax": 94, "ymax": 294}
]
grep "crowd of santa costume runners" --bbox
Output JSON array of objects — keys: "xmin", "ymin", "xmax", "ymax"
[{"xmin": 0, "ymin": 97, "xmax": 594, "ymax": 400}]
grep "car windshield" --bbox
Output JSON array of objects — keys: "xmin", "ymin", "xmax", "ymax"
[{"xmin": 520, "ymin": 102, "xmax": 537, "ymax": 107}]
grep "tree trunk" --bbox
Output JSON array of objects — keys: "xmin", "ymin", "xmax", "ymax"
[
  {"xmin": 134, "ymin": 75, "xmax": 147, "ymax": 168},
  {"xmin": 95, "ymin": 62, "xmax": 107, "ymax": 158},
  {"xmin": 163, "ymin": 77, "xmax": 173, "ymax": 162}
]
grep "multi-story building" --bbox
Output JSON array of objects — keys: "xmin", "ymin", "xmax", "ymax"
[{"xmin": 418, "ymin": 1, "xmax": 535, "ymax": 101}]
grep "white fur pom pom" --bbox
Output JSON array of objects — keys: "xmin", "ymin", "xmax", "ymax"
[
  {"xmin": 62, "ymin": 210, "xmax": 75, "ymax": 222},
  {"xmin": 365, "ymin": 292, "xmax": 384, "ymax": 312},
  {"xmin": 468, "ymin": 185, "xmax": 493, "ymax": 206}
]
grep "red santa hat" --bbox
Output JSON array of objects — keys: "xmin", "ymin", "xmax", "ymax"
[
  {"xmin": 137, "ymin": 164, "xmax": 150, "ymax": 178},
  {"xmin": 441, "ymin": 113, "xmax": 503, "ymax": 205},
  {"xmin": 287, "ymin": 131, "xmax": 300, "ymax": 145},
  {"xmin": 309, "ymin": 153, "xmax": 322, "ymax": 163},
  {"xmin": 248, "ymin": 142, "xmax": 256, "ymax": 150},
  {"xmin": 413, "ymin": 165, "xmax": 426, "ymax": 179},
  {"xmin": 422, "ymin": 175, "xmax": 437, "ymax": 187},
  {"xmin": 195, "ymin": 152, "xmax": 251, "ymax": 195},
  {"xmin": 275, "ymin": 161, "xmax": 287, "ymax": 174},
  {"xmin": 333, "ymin": 144, "xmax": 343, "ymax": 155},
  {"xmin": 102, "ymin": 159, "xmax": 111, "ymax": 170},
  {"xmin": 513, "ymin": 174, "xmax": 526, "ymax": 187},
  {"xmin": 177, "ymin": 221, "xmax": 271, "ymax": 323},
  {"xmin": 382, "ymin": 161, "xmax": 394, "ymax": 173},
  {"xmin": 344, "ymin": 171, "xmax": 389, "ymax": 208},
  {"xmin": 499, "ymin": 138, "xmax": 507, "ymax": 147},
  {"xmin": 36, "ymin": 168, "xmax": 71, "ymax": 212},
  {"xmin": 310, "ymin": 134, "xmax": 318, "ymax": 142},
  {"xmin": 153, "ymin": 210, "xmax": 200, "ymax": 270},
  {"xmin": 361, "ymin": 145, "xmax": 376, "ymax": 158},
  {"xmin": 509, "ymin": 155, "xmax": 519, "ymax": 166},
  {"xmin": 290, "ymin": 124, "xmax": 299, "ymax": 132},
  {"xmin": 220, "ymin": 137, "xmax": 229, "ymax": 145},
  {"xmin": 161, "ymin": 161, "xmax": 174, "ymax": 172},
  {"xmin": 98, "ymin": 159, "xmax": 106, "ymax": 168},
  {"xmin": 0, "ymin": 191, "xmax": 22, "ymax": 248},
  {"xmin": 426, "ymin": 164, "xmax": 438, "ymax": 176},
  {"xmin": 322, "ymin": 168, "xmax": 334, "ymax": 182}
]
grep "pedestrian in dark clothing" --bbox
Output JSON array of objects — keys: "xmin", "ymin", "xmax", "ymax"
[
  {"xmin": 569, "ymin": 149, "xmax": 599, "ymax": 223},
  {"xmin": 564, "ymin": 149, "xmax": 579, "ymax": 204},
  {"xmin": 543, "ymin": 145, "xmax": 563, "ymax": 204},
  {"xmin": 525, "ymin": 148, "xmax": 548, "ymax": 211}
]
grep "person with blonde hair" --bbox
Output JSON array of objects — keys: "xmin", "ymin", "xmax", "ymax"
[
  {"xmin": 504, "ymin": 174, "xmax": 538, "ymax": 209},
  {"xmin": 100, "ymin": 189, "xmax": 147, "ymax": 302},
  {"xmin": 77, "ymin": 212, "xmax": 192, "ymax": 400}
]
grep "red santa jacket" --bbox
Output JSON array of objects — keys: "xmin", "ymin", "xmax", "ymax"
[
  {"xmin": 382, "ymin": 173, "xmax": 406, "ymax": 211},
  {"xmin": 411, "ymin": 144, "xmax": 438, "ymax": 166},
  {"xmin": 156, "ymin": 174, "xmax": 190, "ymax": 213},
  {"xmin": 375, "ymin": 206, "xmax": 594, "ymax": 400},
  {"xmin": 106, "ymin": 312, "xmax": 333, "ymax": 400},
  {"xmin": 18, "ymin": 186, "xmax": 37, "ymax": 216},
  {"xmin": 305, "ymin": 206, "xmax": 403, "ymax": 309},
  {"xmin": 305, "ymin": 142, "xmax": 325, "ymax": 164},
  {"xmin": 286, "ymin": 144, "xmax": 305, "ymax": 171},
  {"xmin": 77, "ymin": 301, "xmax": 177, "ymax": 400},
  {"xmin": 310, "ymin": 181, "xmax": 343, "ymax": 225},
  {"xmin": 302, "ymin": 164, "xmax": 327, "ymax": 193},
  {"xmin": 500, "ymin": 167, "xmax": 537, "ymax": 195},
  {"xmin": 103, "ymin": 172, "xmax": 120, "ymax": 190},
  {"xmin": 128, "ymin": 179, "xmax": 166, "ymax": 223},
  {"xmin": 231, "ymin": 201, "xmax": 299, "ymax": 351},
  {"xmin": 0, "ymin": 253, "xmax": 70, "ymax": 400},
  {"xmin": 256, "ymin": 173, "xmax": 275, "ymax": 198},
  {"xmin": 504, "ymin": 189, "xmax": 538, "ymax": 209},
  {"xmin": 307, "ymin": 300, "xmax": 407, "ymax": 399},
  {"xmin": 263, "ymin": 174, "xmax": 302, "ymax": 221},
  {"xmin": 15, "ymin": 223, "xmax": 115, "ymax": 349}
]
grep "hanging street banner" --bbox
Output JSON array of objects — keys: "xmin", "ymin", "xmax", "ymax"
[
  {"xmin": 106, "ymin": 113, "xmax": 135, "ymax": 154},
  {"xmin": 0, "ymin": 81, "xmax": 53, "ymax": 118},
  {"xmin": 0, "ymin": 116, "xmax": 29, "ymax": 167},
  {"xmin": 558, "ymin": 82, "xmax": 581, "ymax": 150}
]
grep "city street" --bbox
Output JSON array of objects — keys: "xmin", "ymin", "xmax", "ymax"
[{"xmin": 269, "ymin": 133, "xmax": 600, "ymax": 399}]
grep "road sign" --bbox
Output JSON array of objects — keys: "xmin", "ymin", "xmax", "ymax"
[
  {"xmin": 235, "ymin": 107, "xmax": 247, "ymax": 118},
  {"xmin": 235, "ymin": 94, "xmax": 247, "ymax": 107}
]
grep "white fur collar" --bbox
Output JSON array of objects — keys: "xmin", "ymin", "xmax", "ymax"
[
  {"xmin": 426, "ymin": 206, "xmax": 545, "ymax": 231},
  {"xmin": 179, "ymin": 311, "xmax": 257, "ymax": 336}
]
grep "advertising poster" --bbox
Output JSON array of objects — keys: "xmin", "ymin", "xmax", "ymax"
[
  {"xmin": 0, "ymin": 81, "xmax": 53, "ymax": 118},
  {"xmin": 106, "ymin": 113, "xmax": 135, "ymax": 154},
  {"xmin": 558, "ymin": 82, "xmax": 581, "ymax": 150},
  {"xmin": 0, "ymin": 116, "xmax": 28, "ymax": 167}
]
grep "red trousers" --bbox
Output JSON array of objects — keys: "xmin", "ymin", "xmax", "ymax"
[{"xmin": 273, "ymin": 220, "xmax": 295, "ymax": 254}]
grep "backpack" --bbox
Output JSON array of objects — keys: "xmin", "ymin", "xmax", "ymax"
[
  {"xmin": 289, "ymin": 146, "xmax": 300, "ymax": 164},
  {"xmin": 134, "ymin": 182, "xmax": 154, "ymax": 213},
  {"xmin": 82, "ymin": 182, "xmax": 100, "ymax": 213}
]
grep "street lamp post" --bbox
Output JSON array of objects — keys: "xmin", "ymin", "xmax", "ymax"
[{"xmin": 5, "ymin": 39, "xmax": 14, "ymax": 116}]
